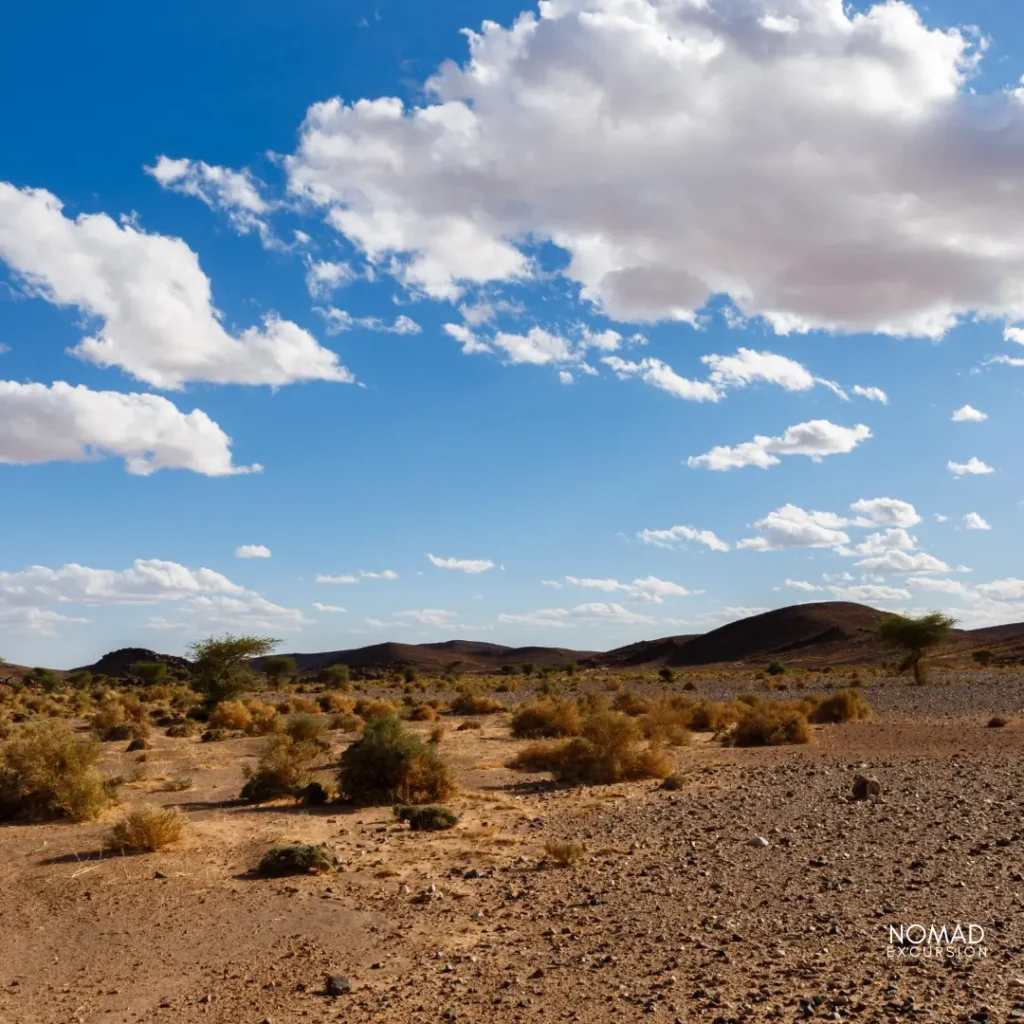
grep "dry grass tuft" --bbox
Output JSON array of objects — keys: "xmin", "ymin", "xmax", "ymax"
[
  {"xmin": 729, "ymin": 703, "xmax": 812, "ymax": 747},
  {"xmin": 511, "ymin": 697, "xmax": 581, "ymax": 739},
  {"xmin": 544, "ymin": 839, "xmax": 586, "ymax": 866},
  {"xmin": 450, "ymin": 690, "xmax": 505, "ymax": 716},
  {"xmin": 809, "ymin": 689, "xmax": 872, "ymax": 724},
  {"xmin": 105, "ymin": 804, "xmax": 188, "ymax": 852}
]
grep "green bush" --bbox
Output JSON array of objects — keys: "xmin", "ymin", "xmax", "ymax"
[
  {"xmin": 338, "ymin": 715, "xmax": 454, "ymax": 805},
  {"xmin": 394, "ymin": 804, "xmax": 459, "ymax": 831},
  {"xmin": 257, "ymin": 843, "xmax": 333, "ymax": 876}
]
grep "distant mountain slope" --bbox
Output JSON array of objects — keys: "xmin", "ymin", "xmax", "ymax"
[
  {"xmin": 65, "ymin": 603, "xmax": 1024, "ymax": 678},
  {"xmin": 256, "ymin": 639, "xmax": 598, "ymax": 674},
  {"xmin": 667, "ymin": 602, "xmax": 891, "ymax": 666}
]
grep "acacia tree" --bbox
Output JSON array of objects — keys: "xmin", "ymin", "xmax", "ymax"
[
  {"xmin": 878, "ymin": 612, "xmax": 957, "ymax": 685},
  {"xmin": 261, "ymin": 655, "xmax": 297, "ymax": 688},
  {"xmin": 188, "ymin": 634, "xmax": 280, "ymax": 707}
]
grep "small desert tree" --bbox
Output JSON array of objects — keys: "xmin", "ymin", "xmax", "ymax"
[
  {"xmin": 262, "ymin": 655, "xmax": 297, "ymax": 688},
  {"xmin": 878, "ymin": 611, "xmax": 957, "ymax": 685},
  {"xmin": 972, "ymin": 648, "xmax": 994, "ymax": 668},
  {"xmin": 134, "ymin": 661, "xmax": 167, "ymax": 687},
  {"xmin": 188, "ymin": 634, "xmax": 280, "ymax": 707}
]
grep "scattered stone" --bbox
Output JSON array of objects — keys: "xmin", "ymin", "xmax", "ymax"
[
  {"xmin": 324, "ymin": 975, "xmax": 352, "ymax": 997},
  {"xmin": 852, "ymin": 775, "xmax": 882, "ymax": 800},
  {"xmin": 747, "ymin": 837, "xmax": 769, "ymax": 848}
]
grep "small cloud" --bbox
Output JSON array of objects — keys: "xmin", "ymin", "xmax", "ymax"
[
  {"xmin": 963, "ymin": 512, "xmax": 992, "ymax": 531},
  {"xmin": 312, "ymin": 602, "xmax": 348, "ymax": 613},
  {"xmin": 426, "ymin": 553, "xmax": 495, "ymax": 574},
  {"xmin": 235, "ymin": 544, "xmax": 271, "ymax": 559},
  {"xmin": 951, "ymin": 404, "xmax": 987, "ymax": 422},
  {"xmin": 947, "ymin": 457, "xmax": 994, "ymax": 476},
  {"xmin": 851, "ymin": 385, "xmax": 888, "ymax": 404}
]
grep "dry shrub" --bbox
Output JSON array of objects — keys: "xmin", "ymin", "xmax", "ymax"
[
  {"xmin": 91, "ymin": 695, "xmax": 150, "ymax": 742},
  {"xmin": 244, "ymin": 702, "xmax": 281, "ymax": 736},
  {"xmin": 639, "ymin": 699, "xmax": 693, "ymax": 747},
  {"xmin": 450, "ymin": 690, "xmax": 505, "ymax": 715},
  {"xmin": 106, "ymin": 804, "xmax": 188, "ymax": 852},
  {"xmin": 511, "ymin": 697, "xmax": 581, "ymax": 738},
  {"xmin": 278, "ymin": 696, "xmax": 319, "ymax": 715},
  {"xmin": 612, "ymin": 691, "xmax": 651, "ymax": 717},
  {"xmin": 810, "ymin": 689, "xmax": 872, "ymax": 724},
  {"xmin": 428, "ymin": 724, "xmax": 445, "ymax": 745},
  {"xmin": 285, "ymin": 713, "xmax": 329, "ymax": 743},
  {"xmin": 258, "ymin": 843, "xmax": 333, "ymax": 876},
  {"xmin": 730, "ymin": 704, "xmax": 812, "ymax": 747},
  {"xmin": 161, "ymin": 774, "xmax": 194, "ymax": 792},
  {"xmin": 988, "ymin": 715, "xmax": 1009, "ymax": 728},
  {"xmin": 544, "ymin": 839, "xmax": 585, "ymax": 866},
  {"xmin": 0, "ymin": 722, "xmax": 115, "ymax": 821},
  {"xmin": 209, "ymin": 700, "xmax": 252, "ymax": 731},
  {"xmin": 317, "ymin": 692, "xmax": 351, "ymax": 714},
  {"xmin": 457, "ymin": 720, "xmax": 482, "ymax": 731},
  {"xmin": 240, "ymin": 735, "xmax": 321, "ymax": 803},
  {"xmin": 353, "ymin": 698, "xmax": 398, "ymax": 721},
  {"xmin": 510, "ymin": 710, "xmax": 672, "ymax": 785},
  {"xmin": 166, "ymin": 720, "xmax": 199, "ymax": 738},
  {"xmin": 408, "ymin": 703, "xmax": 438, "ymax": 721},
  {"xmin": 329, "ymin": 712, "xmax": 363, "ymax": 732},
  {"xmin": 339, "ymin": 715, "xmax": 455, "ymax": 805},
  {"xmin": 688, "ymin": 701, "xmax": 740, "ymax": 732}
]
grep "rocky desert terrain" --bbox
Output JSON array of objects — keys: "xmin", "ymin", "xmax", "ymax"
[{"xmin": 2, "ymin": 664, "xmax": 1023, "ymax": 1024}]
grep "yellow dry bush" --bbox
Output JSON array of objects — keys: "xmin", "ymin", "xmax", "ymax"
[
  {"xmin": 729, "ymin": 704, "xmax": 813, "ymax": 747},
  {"xmin": 511, "ymin": 697, "xmax": 581, "ymax": 739},
  {"xmin": 105, "ymin": 804, "xmax": 188, "ymax": 852},
  {"xmin": 208, "ymin": 700, "xmax": 252, "ymax": 731},
  {"xmin": 0, "ymin": 722, "xmax": 115, "ymax": 821},
  {"xmin": 510, "ymin": 710, "xmax": 672, "ymax": 784},
  {"xmin": 244, "ymin": 701, "xmax": 281, "ymax": 736}
]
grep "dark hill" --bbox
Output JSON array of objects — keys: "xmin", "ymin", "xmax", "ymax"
[
  {"xmin": 667, "ymin": 602, "xmax": 890, "ymax": 666},
  {"xmin": 256, "ymin": 640, "xmax": 597, "ymax": 675},
  {"xmin": 76, "ymin": 647, "xmax": 192, "ymax": 678},
  {"xmin": 597, "ymin": 635, "xmax": 699, "ymax": 668}
]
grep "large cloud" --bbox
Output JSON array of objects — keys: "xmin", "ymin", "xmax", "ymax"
[
  {"xmin": 0, "ymin": 559, "xmax": 244, "ymax": 607},
  {"xmin": 285, "ymin": 0, "xmax": 1024, "ymax": 337},
  {"xmin": 0, "ymin": 381, "xmax": 259, "ymax": 476},
  {"xmin": 0, "ymin": 183, "xmax": 354, "ymax": 389}
]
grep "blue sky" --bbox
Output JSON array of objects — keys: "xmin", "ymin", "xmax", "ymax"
[{"xmin": 0, "ymin": 0, "xmax": 1021, "ymax": 667}]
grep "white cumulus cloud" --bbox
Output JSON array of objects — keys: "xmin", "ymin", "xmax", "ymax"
[
  {"xmin": 235, "ymin": 544, "xmax": 271, "ymax": 559},
  {"xmin": 0, "ymin": 182, "xmax": 354, "ymax": 389},
  {"xmin": 738, "ymin": 504, "xmax": 851, "ymax": 551},
  {"xmin": 603, "ymin": 356, "xmax": 720, "ymax": 402},
  {"xmin": 0, "ymin": 381, "xmax": 259, "ymax": 476},
  {"xmin": 284, "ymin": 0, "xmax": 1024, "ymax": 337},
  {"xmin": 963, "ymin": 512, "xmax": 992, "ymax": 531},
  {"xmin": 948, "ymin": 457, "xmax": 994, "ymax": 476},
  {"xmin": 689, "ymin": 420, "xmax": 871, "ymax": 470},
  {"xmin": 951, "ymin": 404, "xmax": 987, "ymax": 422}
]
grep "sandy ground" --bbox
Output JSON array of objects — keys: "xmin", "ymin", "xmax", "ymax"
[{"xmin": 2, "ymin": 673, "xmax": 1023, "ymax": 1024}]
